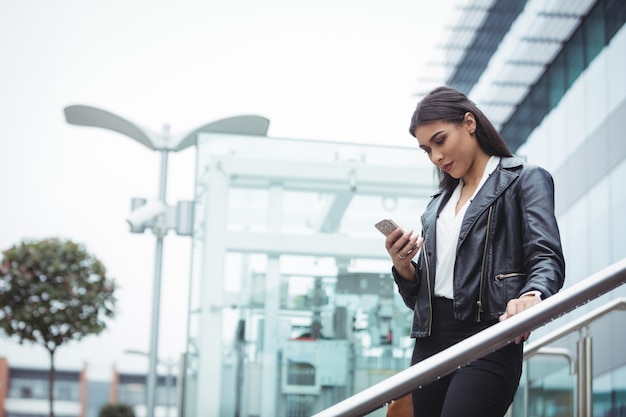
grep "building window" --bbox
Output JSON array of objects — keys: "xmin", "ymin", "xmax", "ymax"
[
  {"xmin": 8, "ymin": 376, "xmax": 80, "ymax": 401},
  {"xmin": 118, "ymin": 383, "xmax": 145, "ymax": 405},
  {"xmin": 9, "ymin": 378, "xmax": 46, "ymax": 399}
]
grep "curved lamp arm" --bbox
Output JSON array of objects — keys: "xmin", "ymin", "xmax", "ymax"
[
  {"xmin": 175, "ymin": 115, "xmax": 270, "ymax": 152},
  {"xmin": 64, "ymin": 105, "xmax": 270, "ymax": 152},
  {"xmin": 64, "ymin": 104, "xmax": 160, "ymax": 150}
]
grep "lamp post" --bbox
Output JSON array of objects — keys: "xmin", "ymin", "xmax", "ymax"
[{"xmin": 64, "ymin": 105, "xmax": 269, "ymax": 417}]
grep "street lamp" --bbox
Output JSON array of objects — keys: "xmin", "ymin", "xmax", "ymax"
[{"xmin": 64, "ymin": 105, "xmax": 269, "ymax": 417}]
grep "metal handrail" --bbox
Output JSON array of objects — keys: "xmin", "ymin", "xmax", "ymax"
[
  {"xmin": 523, "ymin": 296, "xmax": 626, "ymax": 358},
  {"xmin": 312, "ymin": 257, "xmax": 626, "ymax": 417}
]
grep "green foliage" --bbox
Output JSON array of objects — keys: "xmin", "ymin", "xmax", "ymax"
[
  {"xmin": 98, "ymin": 403, "xmax": 136, "ymax": 417},
  {"xmin": 0, "ymin": 238, "xmax": 116, "ymax": 352}
]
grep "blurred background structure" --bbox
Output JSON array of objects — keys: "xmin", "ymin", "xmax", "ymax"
[{"xmin": 1, "ymin": 0, "xmax": 626, "ymax": 416}]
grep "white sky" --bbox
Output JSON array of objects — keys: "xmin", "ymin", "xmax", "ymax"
[{"xmin": 0, "ymin": 0, "xmax": 455, "ymax": 375}]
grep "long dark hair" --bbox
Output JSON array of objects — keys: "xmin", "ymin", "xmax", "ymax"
[{"xmin": 409, "ymin": 86, "xmax": 512, "ymax": 190}]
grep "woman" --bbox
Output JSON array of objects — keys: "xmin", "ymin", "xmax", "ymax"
[{"xmin": 385, "ymin": 86, "xmax": 565, "ymax": 417}]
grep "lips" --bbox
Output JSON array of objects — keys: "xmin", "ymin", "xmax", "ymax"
[{"xmin": 441, "ymin": 162, "xmax": 452, "ymax": 173}]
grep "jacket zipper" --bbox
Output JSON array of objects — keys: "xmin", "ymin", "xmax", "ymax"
[
  {"xmin": 494, "ymin": 272, "xmax": 527, "ymax": 281},
  {"xmin": 477, "ymin": 205, "xmax": 493, "ymax": 322},
  {"xmin": 421, "ymin": 222, "xmax": 433, "ymax": 336}
]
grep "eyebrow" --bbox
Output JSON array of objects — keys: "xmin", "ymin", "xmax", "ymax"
[
  {"xmin": 429, "ymin": 130, "xmax": 445, "ymax": 143},
  {"xmin": 419, "ymin": 130, "xmax": 445, "ymax": 150}
]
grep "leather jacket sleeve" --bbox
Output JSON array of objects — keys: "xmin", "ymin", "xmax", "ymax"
[
  {"xmin": 510, "ymin": 164, "xmax": 565, "ymax": 299},
  {"xmin": 392, "ymin": 261, "xmax": 420, "ymax": 310}
]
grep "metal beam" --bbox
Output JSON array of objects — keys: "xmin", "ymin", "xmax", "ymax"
[
  {"xmin": 214, "ymin": 156, "xmax": 434, "ymax": 197},
  {"xmin": 317, "ymin": 191, "xmax": 354, "ymax": 233},
  {"xmin": 224, "ymin": 231, "xmax": 387, "ymax": 259}
]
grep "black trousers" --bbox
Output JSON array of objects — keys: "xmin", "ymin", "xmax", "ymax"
[{"xmin": 410, "ymin": 298, "xmax": 523, "ymax": 417}]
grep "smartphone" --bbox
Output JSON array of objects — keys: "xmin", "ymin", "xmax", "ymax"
[{"xmin": 375, "ymin": 219, "xmax": 400, "ymax": 236}]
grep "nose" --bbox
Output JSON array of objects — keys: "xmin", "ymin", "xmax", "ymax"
[{"xmin": 430, "ymin": 148, "xmax": 443, "ymax": 164}]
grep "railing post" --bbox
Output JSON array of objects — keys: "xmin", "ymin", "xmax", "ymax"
[{"xmin": 577, "ymin": 328, "xmax": 593, "ymax": 417}]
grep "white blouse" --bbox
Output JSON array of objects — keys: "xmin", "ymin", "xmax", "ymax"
[{"xmin": 434, "ymin": 156, "xmax": 501, "ymax": 299}]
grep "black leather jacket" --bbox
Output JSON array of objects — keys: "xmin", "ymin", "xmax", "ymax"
[{"xmin": 393, "ymin": 157, "xmax": 565, "ymax": 338}]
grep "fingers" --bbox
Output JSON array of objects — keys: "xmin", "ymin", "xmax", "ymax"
[
  {"xmin": 384, "ymin": 227, "xmax": 405, "ymax": 250},
  {"xmin": 514, "ymin": 332, "xmax": 530, "ymax": 344},
  {"xmin": 398, "ymin": 239, "xmax": 418, "ymax": 259},
  {"xmin": 499, "ymin": 295, "xmax": 540, "ymax": 321},
  {"xmin": 406, "ymin": 236, "xmax": 424, "ymax": 256},
  {"xmin": 499, "ymin": 295, "xmax": 540, "ymax": 344},
  {"xmin": 386, "ymin": 229, "xmax": 421, "ymax": 262},
  {"xmin": 396, "ymin": 241, "xmax": 416, "ymax": 259}
]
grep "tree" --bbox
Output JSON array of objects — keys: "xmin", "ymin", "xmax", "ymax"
[
  {"xmin": 98, "ymin": 403, "xmax": 136, "ymax": 417},
  {"xmin": 0, "ymin": 238, "xmax": 116, "ymax": 417}
]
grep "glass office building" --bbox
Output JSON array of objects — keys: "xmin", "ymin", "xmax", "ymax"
[{"xmin": 183, "ymin": 0, "xmax": 626, "ymax": 415}]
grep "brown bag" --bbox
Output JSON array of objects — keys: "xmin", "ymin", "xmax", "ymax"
[{"xmin": 386, "ymin": 394, "xmax": 413, "ymax": 417}]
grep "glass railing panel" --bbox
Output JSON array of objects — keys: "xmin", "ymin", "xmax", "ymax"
[
  {"xmin": 526, "ymin": 355, "xmax": 575, "ymax": 417},
  {"xmin": 589, "ymin": 307, "xmax": 626, "ymax": 416},
  {"xmin": 511, "ymin": 346, "xmax": 576, "ymax": 417},
  {"xmin": 593, "ymin": 363, "xmax": 626, "ymax": 416},
  {"xmin": 510, "ymin": 302, "xmax": 626, "ymax": 417}
]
